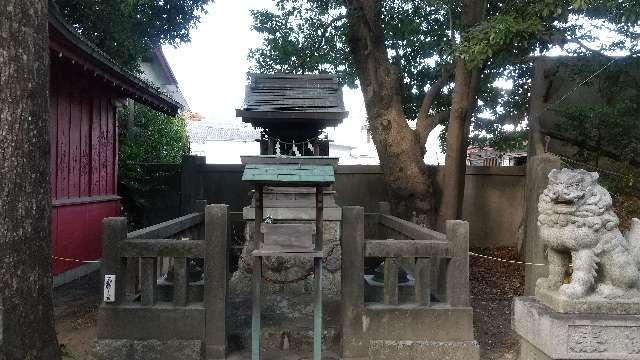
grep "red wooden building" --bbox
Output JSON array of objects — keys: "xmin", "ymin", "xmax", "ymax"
[{"xmin": 48, "ymin": 7, "xmax": 181, "ymax": 281}]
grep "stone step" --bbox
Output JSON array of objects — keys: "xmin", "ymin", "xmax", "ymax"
[
  {"xmin": 368, "ymin": 340, "xmax": 480, "ymax": 360},
  {"xmin": 228, "ymin": 296, "xmax": 341, "ymax": 353}
]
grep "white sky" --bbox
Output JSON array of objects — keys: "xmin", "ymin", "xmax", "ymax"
[{"xmin": 162, "ymin": 0, "xmax": 444, "ymax": 165}]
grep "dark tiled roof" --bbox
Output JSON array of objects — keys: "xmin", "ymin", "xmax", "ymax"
[
  {"xmin": 187, "ymin": 122, "xmax": 260, "ymax": 144},
  {"xmin": 241, "ymin": 74, "xmax": 346, "ymax": 113}
]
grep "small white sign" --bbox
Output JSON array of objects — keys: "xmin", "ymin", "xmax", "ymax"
[{"xmin": 104, "ymin": 274, "xmax": 116, "ymax": 303}]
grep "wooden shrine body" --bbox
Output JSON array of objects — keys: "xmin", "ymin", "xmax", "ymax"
[{"xmin": 242, "ymin": 161, "xmax": 334, "ymax": 360}]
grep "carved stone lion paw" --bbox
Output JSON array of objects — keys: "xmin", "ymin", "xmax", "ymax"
[
  {"xmin": 537, "ymin": 276, "xmax": 562, "ymax": 291},
  {"xmin": 596, "ymin": 283, "xmax": 626, "ymax": 299},
  {"xmin": 560, "ymin": 283, "xmax": 590, "ymax": 299}
]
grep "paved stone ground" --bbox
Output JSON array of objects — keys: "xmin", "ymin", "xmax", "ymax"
[{"xmin": 54, "ymin": 246, "xmax": 524, "ymax": 359}]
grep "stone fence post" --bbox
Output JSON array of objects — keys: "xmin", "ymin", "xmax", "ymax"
[
  {"xmin": 101, "ymin": 217, "xmax": 128, "ymax": 305},
  {"xmin": 445, "ymin": 220, "xmax": 470, "ymax": 307},
  {"xmin": 523, "ymin": 154, "xmax": 561, "ymax": 295},
  {"xmin": 341, "ymin": 206, "xmax": 368, "ymax": 359},
  {"xmin": 204, "ymin": 204, "xmax": 228, "ymax": 360}
]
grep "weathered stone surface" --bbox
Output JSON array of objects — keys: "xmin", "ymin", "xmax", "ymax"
[
  {"xmin": 368, "ymin": 340, "xmax": 479, "ymax": 360},
  {"xmin": 363, "ymin": 304, "xmax": 476, "ymax": 342},
  {"xmin": 227, "ymin": 296, "xmax": 341, "ymax": 353},
  {"xmin": 229, "ymin": 220, "xmax": 342, "ymax": 297},
  {"xmin": 93, "ymin": 339, "xmax": 201, "ymax": 360},
  {"xmin": 536, "ymin": 168, "xmax": 640, "ymax": 300},
  {"xmin": 536, "ymin": 286, "xmax": 640, "ymax": 315},
  {"xmin": 514, "ymin": 296, "xmax": 640, "ymax": 359}
]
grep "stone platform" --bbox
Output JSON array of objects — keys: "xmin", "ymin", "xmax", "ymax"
[
  {"xmin": 514, "ymin": 296, "xmax": 640, "ymax": 359},
  {"xmin": 536, "ymin": 286, "xmax": 640, "ymax": 315}
]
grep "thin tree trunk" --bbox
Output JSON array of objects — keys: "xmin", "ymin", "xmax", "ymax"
[
  {"xmin": 438, "ymin": 0, "xmax": 487, "ymax": 229},
  {"xmin": 0, "ymin": 1, "xmax": 61, "ymax": 359},
  {"xmin": 345, "ymin": 0, "xmax": 436, "ymax": 223}
]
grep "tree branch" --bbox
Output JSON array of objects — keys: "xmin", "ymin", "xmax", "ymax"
[
  {"xmin": 415, "ymin": 69, "xmax": 453, "ymax": 146},
  {"xmin": 416, "ymin": 110, "xmax": 449, "ymax": 149},
  {"xmin": 294, "ymin": 14, "xmax": 346, "ymax": 73}
]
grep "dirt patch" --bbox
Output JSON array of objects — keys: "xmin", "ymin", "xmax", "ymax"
[
  {"xmin": 54, "ymin": 272, "xmax": 100, "ymax": 360},
  {"xmin": 54, "ymin": 247, "xmax": 526, "ymax": 359},
  {"xmin": 470, "ymin": 247, "xmax": 525, "ymax": 360}
]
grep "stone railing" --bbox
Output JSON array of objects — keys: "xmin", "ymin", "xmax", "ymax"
[
  {"xmin": 340, "ymin": 203, "xmax": 477, "ymax": 359},
  {"xmin": 96, "ymin": 201, "xmax": 229, "ymax": 360}
]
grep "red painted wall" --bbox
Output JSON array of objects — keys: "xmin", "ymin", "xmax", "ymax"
[{"xmin": 50, "ymin": 56, "xmax": 121, "ymax": 274}]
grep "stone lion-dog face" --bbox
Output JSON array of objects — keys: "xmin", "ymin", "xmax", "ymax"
[{"xmin": 537, "ymin": 168, "xmax": 640, "ymax": 299}]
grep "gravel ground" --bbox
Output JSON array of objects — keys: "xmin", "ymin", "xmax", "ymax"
[
  {"xmin": 470, "ymin": 247, "xmax": 525, "ymax": 360},
  {"xmin": 55, "ymin": 246, "xmax": 526, "ymax": 359}
]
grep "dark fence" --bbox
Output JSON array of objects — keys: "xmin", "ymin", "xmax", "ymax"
[{"xmin": 122, "ymin": 156, "xmax": 526, "ymax": 248}]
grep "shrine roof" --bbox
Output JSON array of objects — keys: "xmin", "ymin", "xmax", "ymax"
[
  {"xmin": 242, "ymin": 164, "xmax": 335, "ymax": 186},
  {"xmin": 236, "ymin": 74, "xmax": 348, "ymax": 128}
]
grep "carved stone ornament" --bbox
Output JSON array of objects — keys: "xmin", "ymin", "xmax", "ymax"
[{"xmin": 537, "ymin": 168, "xmax": 640, "ymax": 299}]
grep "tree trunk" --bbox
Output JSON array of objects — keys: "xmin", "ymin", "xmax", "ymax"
[
  {"xmin": 345, "ymin": 0, "xmax": 436, "ymax": 224},
  {"xmin": 438, "ymin": 0, "xmax": 487, "ymax": 229},
  {"xmin": 0, "ymin": 1, "xmax": 61, "ymax": 359}
]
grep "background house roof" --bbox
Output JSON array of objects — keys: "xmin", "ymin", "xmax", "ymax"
[
  {"xmin": 187, "ymin": 121, "xmax": 260, "ymax": 144},
  {"xmin": 140, "ymin": 48, "xmax": 190, "ymax": 110}
]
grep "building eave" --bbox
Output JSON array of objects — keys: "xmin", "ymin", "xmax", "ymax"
[{"xmin": 48, "ymin": 6, "xmax": 181, "ymax": 116}]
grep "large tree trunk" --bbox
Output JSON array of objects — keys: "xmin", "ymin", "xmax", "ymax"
[
  {"xmin": 438, "ymin": 0, "xmax": 487, "ymax": 229},
  {"xmin": 345, "ymin": 0, "xmax": 436, "ymax": 223},
  {"xmin": 0, "ymin": 1, "xmax": 61, "ymax": 359}
]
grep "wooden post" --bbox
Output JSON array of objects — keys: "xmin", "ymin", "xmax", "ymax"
[
  {"xmin": 313, "ymin": 256, "xmax": 322, "ymax": 360},
  {"xmin": 204, "ymin": 204, "xmax": 228, "ymax": 359},
  {"xmin": 252, "ymin": 256, "xmax": 262, "ymax": 360},
  {"xmin": 383, "ymin": 257, "xmax": 399, "ymax": 305},
  {"xmin": 340, "ymin": 206, "xmax": 367, "ymax": 359},
  {"xmin": 102, "ymin": 217, "xmax": 128, "ymax": 305},
  {"xmin": 180, "ymin": 155, "xmax": 205, "ymax": 215},
  {"xmin": 254, "ymin": 185, "xmax": 264, "ymax": 247},
  {"xmin": 315, "ymin": 186, "xmax": 323, "ymax": 251},
  {"xmin": 377, "ymin": 201, "xmax": 391, "ymax": 215},
  {"xmin": 445, "ymin": 220, "xmax": 470, "ymax": 307},
  {"xmin": 415, "ymin": 258, "xmax": 431, "ymax": 306}
]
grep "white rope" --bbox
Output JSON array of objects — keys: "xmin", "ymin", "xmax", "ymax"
[
  {"xmin": 52, "ymin": 256, "xmax": 101, "ymax": 264},
  {"xmin": 468, "ymin": 251, "xmax": 546, "ymax": 266}
]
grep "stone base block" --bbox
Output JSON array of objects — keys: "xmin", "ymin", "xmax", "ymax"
[
  {"xmin": 92, "ymin": 339, "xmax": 201, "ymax": 360},
  {"xmin": 368, "ymin": 340, "xmax": 480, "ymax": 360},
  {"xmin": 514, "ymin": 296, "xmax": 640, "ymax": 359},
  {"xmin": 228, "ymin": 297, "xmax": 341, "ymax": 353},
  {"xmin": 536, "ymin": 286, "xmax": 640, "ymax": 315}
]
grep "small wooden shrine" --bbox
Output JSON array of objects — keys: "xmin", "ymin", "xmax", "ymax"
[
  {"xmin": 242, "ymin": 164, "xmax": 334, "ymax": 359},
  {"xmin": 237, "ymin": 74, "xmax": 347, "ymax": 359},
  {"xmin": 236, "ymin": 73, "xmax": 347, "ymax": 156}
]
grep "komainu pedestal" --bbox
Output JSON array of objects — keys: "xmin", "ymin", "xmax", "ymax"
[
  {"xmin": 514, "ymin": 168, "xmax": 640, "ymax": 359},
  {"xmin": 514, "ymin": 297, "xmax": 640, "ymax": 359}
]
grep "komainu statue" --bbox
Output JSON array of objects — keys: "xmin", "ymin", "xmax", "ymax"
[{"xmin": 537, "ymin": 168, "xmax": 640, "ymax": 299}]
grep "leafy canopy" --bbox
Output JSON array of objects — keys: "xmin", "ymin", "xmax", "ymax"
[
  {"xmin": 249, "ymin": 0, "xmax": 640, "ymax": 152},
  {"xmin": 118, "ymin": 105, "xmax": 190, "ymax": 178},
  {"xmin": 54, "ymin": 0, "xmax": 211, "ymax": 70}
]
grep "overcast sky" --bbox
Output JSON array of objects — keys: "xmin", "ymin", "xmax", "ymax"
[{"xmin": 162, "ymin": 0, "xmax": 444, "ymax": 164}]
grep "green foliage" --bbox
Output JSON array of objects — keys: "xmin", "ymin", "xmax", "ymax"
[
  {"xmin": 54, "ymin": 0, "xmax": 211, "ymax": 70},
  {"xmin": 249, "ymin": 0, "xmax": 640, "ymax": 152},
  {"xmin": 118, "ymin": 105, "xmax": 190, "ymax": 178},
  {"xmin": 553, "ymin": 58, "xmax": 640, "ymax": 164},
  {"xmin": 118, "ymin": 105, "xmax": 189, "ymax": 228}
]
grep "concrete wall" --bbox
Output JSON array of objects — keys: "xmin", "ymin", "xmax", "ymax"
[{"xmin": 184, "ymin": 161, "xmax": 525, "ymax": 248}]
